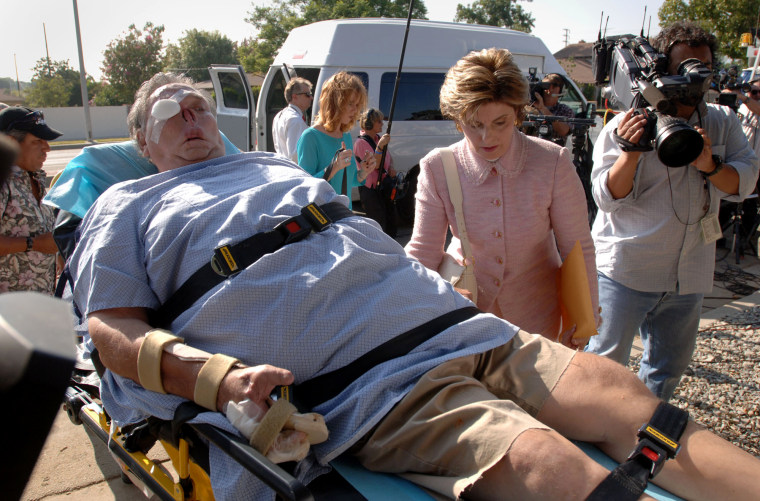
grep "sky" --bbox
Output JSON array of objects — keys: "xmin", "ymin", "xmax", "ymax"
[{"xmin": 2, "ymin": 0, "xmax": 665, "ymax": 84}]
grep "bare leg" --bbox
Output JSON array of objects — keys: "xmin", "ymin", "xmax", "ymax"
[
  {"xmin": 467, "ymin": 428, "xmax": 657, "ymax": 500},
  {"xmin": 537, "ymin": 352, "xmax": 760, "ymax": 500}
]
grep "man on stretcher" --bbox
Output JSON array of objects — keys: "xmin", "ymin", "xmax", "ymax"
[{"xmin": 68, "ymin": 72, "xmax": 760, "ymax": 500}]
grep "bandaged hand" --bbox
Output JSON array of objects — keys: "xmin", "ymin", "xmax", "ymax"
[
  {"xmin": 226, "ymin": 398, "xmax": 329, "ymax": 463},
  {"xmin": 216, "ymin": 364, "xmax": 294, "ymax": 413}
]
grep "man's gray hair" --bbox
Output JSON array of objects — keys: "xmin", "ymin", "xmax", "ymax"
[
  {"xmin": 127, "ymin": 72, "xmax": 216, "ymax": 140},
  {"xmin": 284, "ymin": 77, "xmax": 312, "ymax": 103}
]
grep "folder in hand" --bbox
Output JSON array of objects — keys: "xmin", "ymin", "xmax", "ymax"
[{"xmin": 559, "ymin": 241, "xmax": 598, "ymax": 339}]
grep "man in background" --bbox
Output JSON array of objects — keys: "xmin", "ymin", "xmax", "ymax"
[
  {"xmin": 531, "ymin": 73, "xmax": 574, "ymax": 142},
  {"xmin": 272, "ymin": 77, "xmax": 313, "ymax": 161}
]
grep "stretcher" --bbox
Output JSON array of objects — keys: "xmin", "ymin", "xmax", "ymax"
[
  {"xmin": 62, "ymin": 370, "xmax": 683, "ymax": 501},
  {"xmin": 46, "ymin": 140, "xmax": 685, "ymax": 500}
]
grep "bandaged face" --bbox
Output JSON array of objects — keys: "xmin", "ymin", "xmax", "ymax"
[{"xmin": 141, "ymin": 84, "xmax": 225, "ymax": 171}]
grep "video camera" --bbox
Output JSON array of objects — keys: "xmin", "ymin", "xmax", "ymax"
[
  {"xmin": 522, "ymin": 114, "xmax": 596, "ymax": 143},
  {"xmin": 713, "ymin": 65, "xmax": 750, "ymax": 111},
  {"xmin": 592, "ymin": 34, "xmax": 711, "ymax": 167},
  {"xmin": 527, "ymin": 67, "xmax": 549, "ymax": 103}
]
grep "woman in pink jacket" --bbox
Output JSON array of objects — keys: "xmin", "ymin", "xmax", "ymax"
[{"xmin": 405, "ymin": 48, "xmax": 598, "ymax": 348}]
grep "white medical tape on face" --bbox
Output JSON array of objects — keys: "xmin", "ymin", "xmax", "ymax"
[{"xmin": 147, "ymin": 86, "xmax": 199, "ymax": 144}]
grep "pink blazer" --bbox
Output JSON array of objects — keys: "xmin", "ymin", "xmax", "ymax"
[{"xmin": 405, "ymin": 133, "xmax": 598, "ymax": 338}]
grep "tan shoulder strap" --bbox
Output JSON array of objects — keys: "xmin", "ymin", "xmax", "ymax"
[{"xmin": 439, "ymin": 147, "xmax": 474, "ymax": 264}]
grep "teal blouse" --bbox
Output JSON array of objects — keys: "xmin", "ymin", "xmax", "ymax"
[{"xmin": 297, "ymin": 127, "xmax": 360, "ymax": 208}]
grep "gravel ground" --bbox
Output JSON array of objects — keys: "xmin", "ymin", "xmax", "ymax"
[{"xmin": 629, "ymin": 307, "xmax": 760, "ymax": 458}]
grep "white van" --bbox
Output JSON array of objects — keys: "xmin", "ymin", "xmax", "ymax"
[{"xmin": 210, "ymin": 18, "xmax": 592, "ymax": 174}]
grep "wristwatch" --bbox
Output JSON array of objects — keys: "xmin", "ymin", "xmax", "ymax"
[
  {"xmin": 704, "ymin": 155, "xmax": 724, "ymax": 177},
  {"xmin": 25, "ymin": 236, "xmax": 34, "ymax": 252}
]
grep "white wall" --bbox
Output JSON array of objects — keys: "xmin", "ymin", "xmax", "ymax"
[{"xmin": 41, "ymin": 106, "xmax": 129, "ymax": 141}]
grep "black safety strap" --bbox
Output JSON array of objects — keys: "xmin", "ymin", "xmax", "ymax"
[
  {"xmin": 586, "ymin": 402, "xmax": 689, "ymax": 501},
  {"xmin": 292, "ymin": 306, "xmax": 481, "ymax": 410},
  {"xmin": 613, "ymin": 128, "xmax": 653, "ymax": 153},
  {"xmin": 151, "ymin": 202, "xmax": 353, "ymax": 328}
]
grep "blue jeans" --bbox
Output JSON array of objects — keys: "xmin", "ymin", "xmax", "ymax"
[{"xmin": 586, "ymin": 273, "xmax": 703, "ymax": 400}]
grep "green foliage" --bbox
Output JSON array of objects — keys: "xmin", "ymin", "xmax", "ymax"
[
  {"xmin": 454, "ymin": 0, "xmax": 535, "ymax": 32},
  {"xmin": 100, "ymin": 22, "xmax": 166, "ymax": 105},
  {"xmin": 658, "ymin": 0, "xmax": 760, "ymax": 62},
  {"xmin": 242, "ymin": 0, "xmax": 428, "ymax": 73},
  {"xmin": 25, "ymin": 59, "xmax": 85, "ymax": 107},
  {"xmin": 164, "ymin": 29, "xmax": 238, "ymax": 82}
]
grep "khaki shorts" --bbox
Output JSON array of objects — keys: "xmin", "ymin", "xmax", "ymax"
[{"xmin": 353, "ymin": 330, "xmax": 576, "ymax": 499}]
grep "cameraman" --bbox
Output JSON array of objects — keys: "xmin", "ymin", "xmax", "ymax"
[
  {"xmin": 587, "ymin": 22, "xmax": 759, "ymax": 401},
  {"xmin": 531, "ymin": 73, "xmax": 573, "ymax": 140}
]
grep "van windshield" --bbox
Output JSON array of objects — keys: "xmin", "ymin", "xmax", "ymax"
[{"xmin": 379, "ymin": 72, "xmax": 446, "ymax": 121}]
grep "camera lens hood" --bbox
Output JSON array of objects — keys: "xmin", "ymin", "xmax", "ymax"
[{"xmin": 654, "ymin": 114, "xmax": 704, "ymax": 167}]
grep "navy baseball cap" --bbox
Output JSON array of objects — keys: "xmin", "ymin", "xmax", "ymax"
[{"xmin": 0, "ymin": 106, "xmax": 62, "ymax": 140}]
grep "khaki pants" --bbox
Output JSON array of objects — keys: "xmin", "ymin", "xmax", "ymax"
[{"xmin": 353, "ymin": 330, "xmax": 576, "ymax": 499}]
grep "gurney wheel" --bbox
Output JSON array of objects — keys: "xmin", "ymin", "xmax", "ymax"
[{"xmin": 120, "ymin": 470, "xmax": 133, "ymax": 485}]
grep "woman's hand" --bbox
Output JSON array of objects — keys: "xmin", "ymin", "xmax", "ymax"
[
  {"xmin": 328, "ymin": 142, "xmax": 353, "ymax": 180},
  {"xmin": 558, "ymin": 325, "xmax": 589, "ymax": 350},
  {"xmin": 217, "ymin": 364, "xmax": 294, "ymax": 412},
  {"xmin": 358, "ymin": 151, "xmax": 378, "ymax": 182},
  {"xmin": 376, "ymin": 134, "xmax": 391, "ymax": 151}
]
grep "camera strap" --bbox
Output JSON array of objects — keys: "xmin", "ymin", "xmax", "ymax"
[{"xmin": 612, "ymin": 129, "xmax": 652, "ymax": 152}]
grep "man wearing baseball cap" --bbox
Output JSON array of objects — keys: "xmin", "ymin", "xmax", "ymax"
[{"xmin": 0, "ymin": 106, "xmax": 62, "ymax": 293}]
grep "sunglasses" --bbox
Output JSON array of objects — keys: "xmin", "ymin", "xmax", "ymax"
[
  {"xmin": 751, "ymin": 89, "xmax": 760, "ymax": 96},
  {"xmin": 296, "ymin": 92, "xmax": 313, "ymax": 98},
  {"xmin": 5, "ymin": 110, "xmax": 45, "ymax": 130}
]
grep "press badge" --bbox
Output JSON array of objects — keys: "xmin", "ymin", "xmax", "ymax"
[{"xmin": 700, "ymin": 213, "xmax": 722, "ymax": 244}]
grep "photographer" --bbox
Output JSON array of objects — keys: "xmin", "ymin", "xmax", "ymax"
[
  {"xmin": 722, "ymin": 78, "xmax": 760, "ymax": 156},
  {"xmin": 587, "ymin": 22, "xmax": 759, "ymax": 401},
  {"xmin": 531, "ymin": 73, "xmax": 573, "ymax": 140}
]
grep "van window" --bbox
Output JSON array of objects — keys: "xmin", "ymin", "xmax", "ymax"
[
  {"xmin": 559, "ymin": 80, "xmax": 585, "ymax": 117},
  {"xmin": 379, "ymin": 72, "xmax": 446, "ymax": 121},
  {"xmin": 217, "ymin": 72, "xmax": 250, "ymax": 110}
]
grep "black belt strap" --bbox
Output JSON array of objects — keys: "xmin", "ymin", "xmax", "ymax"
[
  {"xmin": 586, "ymin": 401, "xmax": 689, "ymax": 501},
  {"xmin": 292, "ymin": 306, "xmax": 481, "ymax": 410},
  {"xmin": 151, "ymin": 202, "xmax": 353, "ymax": 327}
]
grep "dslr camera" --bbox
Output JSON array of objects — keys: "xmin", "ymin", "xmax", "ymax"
[{"xmin": 592, "ymin": 35, "xmax": 712, "ymax": 167}]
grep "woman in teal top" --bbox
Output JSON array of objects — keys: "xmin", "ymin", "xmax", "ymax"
[{"xmin": 297, "ymin": 72, "xmax": 377, "ymax": 208}]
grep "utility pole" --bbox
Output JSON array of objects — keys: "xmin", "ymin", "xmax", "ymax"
[
  {"xmin": 14, "ymin": 54, "xmax": 21, "ymax": 95},
  {"xmin": 562, "ymin": 29, "xmax": 570, "ymax": 47},
  {"xmin": 73, "ymin": 0, "xmax": 93, "ymax": 142},
  {"xmin": 43, "ymin": 23, "xmax": 52, "ymax": 77}
]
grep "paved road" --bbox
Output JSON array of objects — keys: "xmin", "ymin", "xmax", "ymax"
[{"xmin": 44, "ymin": 147, "xmax": 83, "ymax": 184}]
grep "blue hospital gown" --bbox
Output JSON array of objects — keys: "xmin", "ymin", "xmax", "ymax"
[{"xmin": 70, "ymin": 152, "xmax": 517, "ymax": 499}]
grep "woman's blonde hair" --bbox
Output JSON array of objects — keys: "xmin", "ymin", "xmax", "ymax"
[
  {"xmin": 315, "ymin": 72, "xmax": 367, "ymax": 133},
  {"xmin": 440, "ymin": 48, "xmax": 529, "ymax": 127}
]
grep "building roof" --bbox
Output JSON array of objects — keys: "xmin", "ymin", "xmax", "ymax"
[{"xmin": 554, "ymin": 42, "xmax": 595, "ymax": 84}]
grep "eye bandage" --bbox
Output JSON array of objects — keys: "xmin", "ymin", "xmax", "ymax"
[{"xmin": 147, "ymin": 86, "xmax": 200, "ymax": 144}]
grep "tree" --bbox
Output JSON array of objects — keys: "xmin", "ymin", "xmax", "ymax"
[
  {"xmin": 658, "ymin": 0, "xmax": 760, "ymax": 62},
  {"xmin": 165, "ymin": 29, "xmax": 238, "ymax": 82},
  {"xmin": 454, "ymin": 0, "xmax": 535, "ymax": 33},
  {"xmin": 242, "ymin": 0, "xmax": 428, "ymax": 73},
  {"xmin": 25, "ymin": 58, "xmax": 85, "ymax": 107},
  {"xmin": 100, "ymin": 22, "xmax": 165, "ymax": 105}
]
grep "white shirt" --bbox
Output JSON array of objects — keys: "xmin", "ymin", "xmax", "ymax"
[
  {"xmin": 591, "ymin": 103, "xmax": 759, "ymax": 294},
  {"xmin": 738, "ymin": 102, "xmax": 760, "ymax": 157},
  {"xmin": 272, "ymin": 103, "xmax": 308, "ymax": 161}
]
